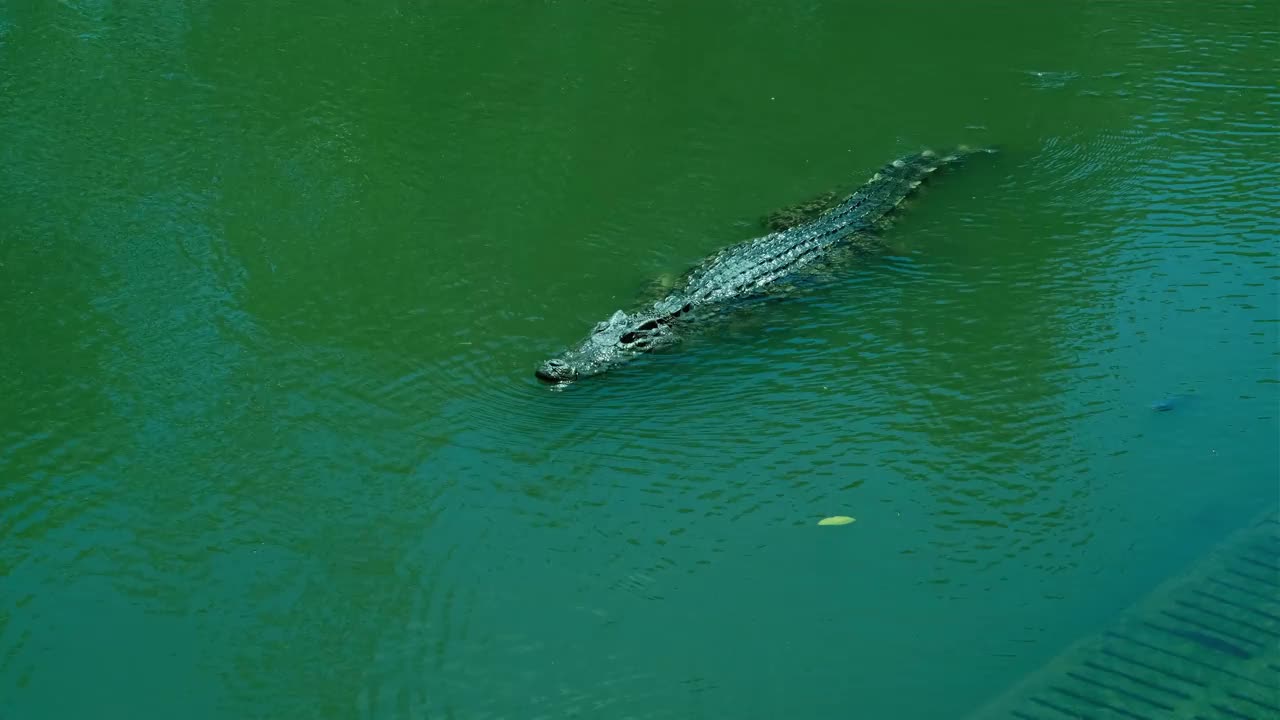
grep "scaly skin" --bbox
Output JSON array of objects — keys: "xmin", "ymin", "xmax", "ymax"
[{"xmin": 536, "ymin": 146, "xmax": 995, "ymax": 385}]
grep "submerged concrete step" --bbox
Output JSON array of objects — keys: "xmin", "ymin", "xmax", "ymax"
[{"xmin": 968, "ymin": 510, "xmax": 1280, "ymax": 720}]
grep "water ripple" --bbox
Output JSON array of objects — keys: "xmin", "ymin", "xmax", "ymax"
[{"xmin": 3, "ymin": 1, "xmax": 1278, "ymax": 718}]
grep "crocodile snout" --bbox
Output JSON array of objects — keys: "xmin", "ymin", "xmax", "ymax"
[{"xmin": 535, "ymin": 358, "xmax": 576, "ymax": 383}]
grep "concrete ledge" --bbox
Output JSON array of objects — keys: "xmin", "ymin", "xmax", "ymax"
[{"xmin": 968, "ymin": 510, "xmax": 1280, "ymax": 720}]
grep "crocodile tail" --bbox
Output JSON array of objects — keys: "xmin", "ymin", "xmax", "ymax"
[
  {"xmin": 902, "ymin": 145, "xmax": 997, "ymax": 178},
  {"xmin": 942, "ymin": 144, "xmax": 1000, "ymax": 163},
  {"xmin": 840, "ymin": 145, "xmax": 995, "ymax": 222}
]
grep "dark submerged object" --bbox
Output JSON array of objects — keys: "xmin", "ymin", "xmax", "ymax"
[
  {"xmin": 1151, "ymin": 393, "xmax": 1196, "ymax": 412},
  {"xmin": 536, "ymin": 146, "xmax": 996, "ymax": 385}
]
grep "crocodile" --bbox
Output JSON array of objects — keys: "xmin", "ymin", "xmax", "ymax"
[{"xmin": 535, "ymin": 146, "xmax": 994, "ymax": 385}]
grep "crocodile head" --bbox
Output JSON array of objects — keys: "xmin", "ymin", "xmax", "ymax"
[{"xmin": 536, "ymin": 307, "xmax": 684, "ymax": 385}]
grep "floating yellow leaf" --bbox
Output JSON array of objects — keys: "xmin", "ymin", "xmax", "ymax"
[{"xmin": 818, "ymin": 515, "xmax": 855, "ymax": 526}]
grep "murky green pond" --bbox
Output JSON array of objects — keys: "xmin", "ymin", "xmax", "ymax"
[{"xmin": 2, "ymin": 1, "xmax": 1277, "ymax": 718}]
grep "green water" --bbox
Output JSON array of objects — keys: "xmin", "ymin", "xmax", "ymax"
[{"xmin": 2, "ymin": 1, "xmax": 1277, "ymax": 718}]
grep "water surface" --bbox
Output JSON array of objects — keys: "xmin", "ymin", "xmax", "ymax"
[{"xmin": 2, "ymin": 1, "xmax": 1277, "ymax": 718}]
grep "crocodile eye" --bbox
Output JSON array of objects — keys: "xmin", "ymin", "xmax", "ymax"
[
  {"xmin": 619, "ymin": 331, "xmax": 638, "ymax": 345},
  {"xmin": 638, "ymin": 320, "xmax": 659, "ymax": 331},
  {"xmin": 592, "ymin": 322, "xmax": 608, "ymax": 335}
]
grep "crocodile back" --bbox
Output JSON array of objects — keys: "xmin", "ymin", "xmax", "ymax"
[{"xmin": 681, "ymin": 148, "xmax": 979, "ymax": 304}]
